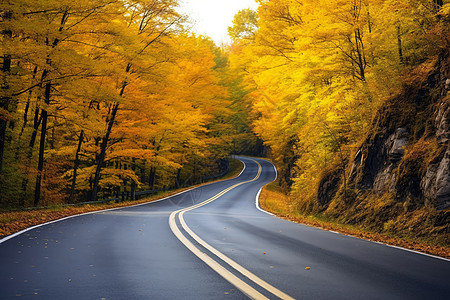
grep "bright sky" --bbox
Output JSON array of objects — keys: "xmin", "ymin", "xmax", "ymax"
[{"xmin": 177, "ymin": 0, "xmax": 259, "ymax": 45}]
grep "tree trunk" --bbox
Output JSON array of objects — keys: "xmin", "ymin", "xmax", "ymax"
[
  {"xmin": 18, "ymin": 67, "xmax": 38, "ymax": 139},
  {"xmin": 0, "ymin": 54, "xmax": 11, "ymax": 174},
  {"xmin": 90, "ymin": 102, "xmax": 120, "ymax": 201},
  {"xmin": 19, "ymin": 93, "xmax": 31, "ymax": 138},
  {"xmin": 19, "ymin": 103, "xmax": 41, "ymax": 207},
  {"xmin": 34, "ymin": 81, "xmax": 51, "ymax": 206},
  {"xmin": 175, "ymin": 168, "xmax": 181, "ymax": 188},
  {"xmin": 131, "ymin": 158, "xmax": 136, "ymax": 200},
  {"xmin": 354, "ymin": 29, "xmax": 366, "ymax": 81},
  {"xmin": 34, "ymin": 109, "xmax": 47, "ymax": 206},
  {"xmin": 32, "ymin": 9, "xmax": 68, "ymax": 206},
  {"xmin": 149, "ymin": 167, "xmax": 155, "ymax": 190},
  {"xmin": 397, "ymin": 25, "xmax": 404, "ymax": 65},
  {"xmin": 29, "ymin": 104, "xmax": 41, "ymax": 150},
  {"xmin": 0, "ymin": 109, "xmax": 7, "ymax": 174},
  {"xmin": 0, "ymin": 10, "xmax": 13, "ymax": 177},
  {"xmin": 69, "ymin": 129, "xmax": 84, "ymax": 203}
]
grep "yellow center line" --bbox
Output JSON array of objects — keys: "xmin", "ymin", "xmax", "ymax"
[{"xmin": 169, "ymin": 159, "xmax": 295, "ymax": 300}]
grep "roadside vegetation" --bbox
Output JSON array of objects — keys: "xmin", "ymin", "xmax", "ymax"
[
  {"xmin": 0, "ymin": 159, "xmax": 243, "ymax": 238},
  {"xmin": 231, "ymin": 0, "xmax": 450, "ymax": 259},
  {"xmin": 2, "ymin": 0, "xmax": 449, "ymax": 260},
  {"xmin": 0, "ymin": 0, "xmax": 262, "ymax": 210},
  {"xmin": 259, "ymin": 180, "xmax": 450, "ymax": 259}
]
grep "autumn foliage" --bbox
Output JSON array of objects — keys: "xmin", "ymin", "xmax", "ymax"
[
  {"xmin": 2, "ymin": 0, "xmax": 449, "ymax": 218},
  {"xmin": 0, "ymin": 0, "xmax": 262, "ymax": 208},
  {"xmin": 229, "ymin": 0, "xmax": 449, "ymax": 197},
  {"xmin": 228, "ymin": 0, "xmax": 449, "ymax": 250}
]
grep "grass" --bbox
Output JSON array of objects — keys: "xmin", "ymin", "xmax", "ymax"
[
  {"xmin": 259, "ymin": 181, "xmax": 450, "ymax": 259},
  {"xmin": 0, "ymin": 159, "xmax": 244, "ymax": 239}
]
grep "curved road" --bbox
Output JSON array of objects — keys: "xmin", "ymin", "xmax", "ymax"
[{"xmin": 1, "ymin": 157, "xmax": 449, "ymax": 299}]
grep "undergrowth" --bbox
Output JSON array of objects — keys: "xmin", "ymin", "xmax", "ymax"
[
  {"xmin": 259, "ymin": 179, "xmax": 450, "ymax": 259},
  {"xmin": 0, "ymin": 159, "xmax": 244, "ymax": 239}
]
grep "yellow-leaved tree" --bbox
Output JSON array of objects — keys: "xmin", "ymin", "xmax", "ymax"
[
  {"xmin": 0, "ymin": 0, "xmax": 238, "ymax": 208},
  {"xmin": 229, "ymin": 0, "xmax": 448, "ymax": 202}
]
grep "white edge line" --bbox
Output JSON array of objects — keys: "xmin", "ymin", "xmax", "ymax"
[
  {"xmin": 0, "ymin": 187, "xmax": 201, "ymax": 244},
  {"xmin": 236, "ymin": 157, "xmax": 247, "ymax": 177},
  {"xmin": 255, "ymin": 159, "xmax": 450, "ymax": 263},
  {"xmin": 255, "ymin": 159, "xmax": 277, "ymax": 216},
  {"xmin": 0, "ymin": 158, "xmax": 248, "ymax": 245},
  {"xmin": 255, "ymin": 188, "xmax": 274, "ymax": 216},
  {"xmin": 375, "ymin": 241, "xmax": 450, "ymax": 262},
  {"xmin": 327, "ymin": 230, "xmax": 450, "ymax": 262},
  {"xmin": 170, "ymin": 159, "xmax": 294, "ymax": 300}
]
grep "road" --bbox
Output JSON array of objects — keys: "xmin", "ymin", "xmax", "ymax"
[{"xmin": 1, "ymin": 157, "xmax": 449, "ymax": 299}]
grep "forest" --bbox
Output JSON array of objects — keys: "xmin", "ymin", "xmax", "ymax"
[
  {"xmin": 0, "ymin": 0, "xmax": 261, "ymax": 208},
  {"xmin": 1, "ymin": 0, "xmax": 450, "ymax": 247},
  {"xmin": 229, "ymin": 0, "xmax": 447, "ymax": 194},
  {"xmin": 228, "ymin": 0, "xmax": 450, "ymax": 242}
]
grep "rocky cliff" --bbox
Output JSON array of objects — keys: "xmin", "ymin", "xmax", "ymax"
[
  {"xmin": 348, "ymin": 50, "xmax": 450, "ymax": 211},
  {"xmin": 313, "ymin": 50, "xmax": 450, "ymax": 243}
]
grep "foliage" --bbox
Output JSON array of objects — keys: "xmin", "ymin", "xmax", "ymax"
[
  {"xmin": 229, "ymin": 0, "xmax": 449, "ymax": 198},
  {"xmin": 0, "ymin": 157, "xmax": 244, "ymax": 238},
  {"xmin": 0, "ymin": 0, "xmax": 243, "ymax": 208},
  {"xmin": 259, "ymin": 183, "xmax": 450, "ymax": 258},
  {"xmin": 235, "ymin": 1, "xmax": 450, "ymax": 256}
]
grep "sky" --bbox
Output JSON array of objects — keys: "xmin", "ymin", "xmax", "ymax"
[{"xmin": 177, "ymin": 0, "xmax": 259, "ymax": 45}]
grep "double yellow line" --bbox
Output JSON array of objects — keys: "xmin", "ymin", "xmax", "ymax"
[{"xmin": 169, "ymin": 159, "xmax": 295, "ymax": 300}]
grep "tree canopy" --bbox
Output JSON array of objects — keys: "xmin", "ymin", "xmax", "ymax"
[
  {"xmin": 228, "ymin": 0, "xmax": 450, "ymax": 197},
  {"xmin": 0, "ymin": 0, "xmax": 260, "ymax": 208},
  {"xmin": 1, "ymin": 0, "xmax": 448, "ymax": 209}
]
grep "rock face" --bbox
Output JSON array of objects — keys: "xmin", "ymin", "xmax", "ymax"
[
  {"xmin": 317, "ymin": 168, "xmax": 341, "ymax": 206},
  {"xmin": 422, "ymin": 101, "xmax": 450, "ymax": 210},
  {"xmin": 346, "ymin": 50, "xmax": 450, "ymax": 210}
]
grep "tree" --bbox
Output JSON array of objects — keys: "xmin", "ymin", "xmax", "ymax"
[
  {"xmin": 229, "ymin": 0, "xmax": 448, "ymax": 200},
  {"xmin": 228, "ymin": 9, "xmax": 259, "ymax": 42},
  {"xmin": 89, "ymin": 0, "xmax": 184, "ymax": 201}
]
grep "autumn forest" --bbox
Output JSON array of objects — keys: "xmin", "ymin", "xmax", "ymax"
[
  {"xmin": 1, "ymin": 0, "xmax": 450, "ymax": 234},
  {"xmin": 0, "ymin": 0, "xmax": 262, "ymax": 208}
]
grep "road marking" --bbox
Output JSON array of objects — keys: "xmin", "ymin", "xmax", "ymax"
[
  {"xmin": 255, "ymin": 187, "xmax": 274, "ymax": 216},
  {"xmin": 169, "ymin": 212, "xmax": 270, "ymax": 300},
  {"xmin": 169, "ymin": 159, "xmax": 295, "ymax": 300},
  {"xmin": 252, "ymin": 160, "xmax": 450, "ymax": 263},
  {"xmin": 255, "ymin": 159, "xmax": 277, "ymax": 216},
  {"xmin": 0, "ymin": 159, "xmax": 247, "ymax": 244},
  {"xmin": 373, "ymin": 242, "xmax": 450, "ymax": 262}
]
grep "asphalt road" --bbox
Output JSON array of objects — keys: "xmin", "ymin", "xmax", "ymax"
[{"xmin": 1, "ymin": 157, "xmax": 449, "ymax": 299}]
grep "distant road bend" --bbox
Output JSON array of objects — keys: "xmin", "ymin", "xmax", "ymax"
[{"xmin": 1, "ymin": 157, "xmax": 449, "ymax": 299}]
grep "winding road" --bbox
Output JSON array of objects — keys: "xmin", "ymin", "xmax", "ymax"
[{"xmin": 1, "ymin": 157, "xmax": 449, "ymax": 299}]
